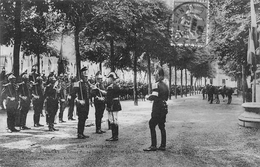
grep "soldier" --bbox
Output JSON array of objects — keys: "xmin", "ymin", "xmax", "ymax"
[
  {"xmin": 226, "ymin": 87, "xmax": 234, "ymax": 104},
  {"xmin": 31, "ymin": 76, "xmax": 44, "ymax": 127},
  {"xmin": 67, "ymin": 76, "xmax": 77, "ymax": 121},
  {"xmin": 92, "ymin": 71, "xmax": 107, "ymax": 134},
  {"xmin": 18, "ymin": 70, "xmax": 31, "ymax": 130},
  {"xmin": 105, "ymin": 72, "xmax": 122, "ymax": 141},
  {"xmin": 1, "ymin": 74, "xmax": 20, "ymax": 132},
  {"xmin": 58, "ymin": 73, "xmax": 68, "ymax": 123},
  {"xmin": 0, "ymin": 67, "xmax": 7, "ymax": 109},
  {"xmin": 73, "ymin": 67, "xmax": 92, "ymax": 139},
  {"xmin": 144, "ymin": 67, "xmax": 169, "ymax": 151},
  {"xmin": 44, "ymin": 76, "xmax": 59, "ymax": 131}
]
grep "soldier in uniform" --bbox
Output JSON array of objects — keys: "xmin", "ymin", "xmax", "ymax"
[
  {"xmin": 144, "ymin": 67, "xmax": 169, "ymax": 151},
  {"xmin": 68, "ymin": 76, "xmax": 76, "ymax": 121},
  {"xmin": 92, "ymin": 71, "xmax": 107, "ymax": 134},
  {"xmin": 1, "ymin": 74, "xmax": 20, "ymax": 132},
  {"xmin": 18, "ymin": 70, "xmax": 31, "ymax": 130},
  {"xmin": 44, "ymin": 76, "xmax": 59, "ymax": 131},
  {"xmin": 73, "ymin": 67, "xmax": 92, "ymax": 139},
  {"xmin": 226, "ymin": 87, "xmax": 234, "ymax": 104},
  {"xmin": 105, "ymin": 72, "xmax": 122, "ymax": 141},
  {"xmin": 0, "ymin": 67, "xmax": 7, "ymax": 109},
  {"xmin": 58, "ymin": 73, "xmax": 68, "ymax": 123},
  {"xmin": 31, "ymin": 76, "xmax": 44, "ymax": 127}
]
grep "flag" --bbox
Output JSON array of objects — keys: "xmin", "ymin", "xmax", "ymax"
[
  {"xmin": 247, "ymin": 0, "xmax": 258, "ymax": 65},
  {"xmin": 48, "ymin": 58, "xmax": 52, "ymax": 73},
  {"xmin": 247, "ymin": 28, "xmax": 255, "ymax": 65},
  {"xmin": 4, "ymin": 56, "xmax": 7, "ymax": 65},
  {"xmin": 251, "ymin": 0, "xmax": 257, "ymax": 28}
]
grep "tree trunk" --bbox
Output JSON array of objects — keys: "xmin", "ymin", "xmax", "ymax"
[
  {"xmin": 99, "ymin": 62, "xmax": 102, "ymax": 73},
  {"xmin": 37, "ymin": 52, "xmax": 40, "ymax": 74},
  {"xmin": 110, "ymin": 39, "xmax": 115, "ymax": 72},
  {"xmin": 190, "ymin": 74, "xmax": 192, "ymax": 96},
  {"xmin": 185, "ymin": 68, "xmax": 187, "ymax": 97},
  {"xmin": 175, "ymin": 66, "xmax": 177, "ymax": 99},
  {"xmin": 181, "ymin": 69, "xmax": 183, "ymax": 98},
  {"xmin": 133, "ymin": 51, "xmax": 138, "ymax": 106},
  {"xmin": 74, "ymin": 23, "xmax": 81, "ymax": 77},
  {"xmin": 13, "ymin": 0, "xmax": 21, "ymax": 78},
  {"xmin": 147, "ymin": 53, "xmax": 152, "ymax": 94},
  {"xmin": 242, "ymin": 64, "xmax": 246, "ymax": 103},
  {"xmin": 169, "ymin": 64, "xmax": 172, "ymax": 100}
]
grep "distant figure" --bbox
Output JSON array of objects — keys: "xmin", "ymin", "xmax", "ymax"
[{"xmin": 226, "ymin": 88, "xmax": 234, "ymax": 104}]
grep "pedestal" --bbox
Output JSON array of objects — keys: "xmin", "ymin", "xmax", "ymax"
[{"xmin": 238, "ymin": 103, "xmax": 260, "ymax": 128}]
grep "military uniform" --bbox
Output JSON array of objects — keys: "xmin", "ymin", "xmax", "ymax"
[
  {"xmin": 31, "ymin": 76, "xmax": 44, "ymax": 127},
  {"xmin": 105, "ymin": 72, "xmax": 121, "ymax": 141},
  {"xmin": 144, "ymin": 68, "xmax": 169, "ymax": 151},
  {"xmin": 58, "ymin": 76, "xmax": 68, "ymax": 123},
  {"xmin": 73, "ymin": 67, "xmax": 92, "ymax": 139},
  {"xmin": 1, "ymin": 74, "xmax": 20, "ymax": 132},
  {"xmin": 226, "ymin": 88, "xmax": 234, "ymax": 104},
  {"xmin": 17, "ymin": 72, "xmax": 31, "ymax": 130},
  {"xmin": 44, "ymin": 78, "xmax": 59, "ymax": 131},
  {"xmin": 92, "ymin": 73, "xmax": 107, "ymax": 134},
  {"xmin": 68, "ymin": 77, "xmax": 76, "ymax": 120}
]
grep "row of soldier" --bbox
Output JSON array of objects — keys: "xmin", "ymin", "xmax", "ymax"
[
  {"xmin": 0, "ymin": 66, "xmax": 122, "ymax": 140},
  {"xmin": 202, "ymin": 84, "xmax": 234, "ymax": 104}
]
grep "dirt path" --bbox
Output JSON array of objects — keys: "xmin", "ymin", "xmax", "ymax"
[{"xmin": 1, "ymin": 95, "xmax": 260, "ymax": 167}]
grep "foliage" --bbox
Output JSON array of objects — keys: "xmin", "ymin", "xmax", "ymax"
[{"xmin": 208, "ymin": 0, "xmax": 251, "ymax": 77}]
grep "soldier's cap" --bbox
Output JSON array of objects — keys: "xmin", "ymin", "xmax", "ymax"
[
  {"xmin": 8, "ymin": 74, "xmax": 16, "ymax": 80},
  {"xmin": 81, "ymin": 67, "xmax": 88, "ymax": 76},
  {"xmin": 95, "ymin": 71, "xmax": 102, "ymax": 79},
  {"xmin": 20, "ymin": 70, "xmax": 28, "ymax": 77},
  {"xmin": 106, "ymin": 72, "xmax": 119, "ymax": 80},
  {"xmin": 32, "ymin": 66, "xmax": 37, "ymax": 71},
  {"xmin": 48, "ymin": 76, "xmax": 56, "ymax": 82},
  {"xmin": 157, "ymin": 68, "xmax": 164, "ymax": 77},
  {"xmin": 36, "ymin": 76, "xmax": 43, "ymax": 81}
]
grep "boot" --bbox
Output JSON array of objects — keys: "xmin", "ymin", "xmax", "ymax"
[
  {"xmin": 108, "ymin": 120, "xmax": 111, "ymax": 130},
  {"xmin": 114, "ymin": 124, "xmax": 118, "ymax": 140},
  {"xmin": 106, "ymin": 124, "xmax": 117, "ymax": 141}
]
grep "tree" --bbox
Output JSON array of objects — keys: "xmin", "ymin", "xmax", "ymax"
[{"xmin": 51, "ymin": 0, "xmax": 96, "ymax": 76}]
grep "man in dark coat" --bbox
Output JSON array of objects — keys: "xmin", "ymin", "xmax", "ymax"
[
  {"xmin": 144, "ymin": 67, "xmax": 169, "ymax": 151},
  {"xmin": 31, "ymin": 76, "xmax": 44, "ymax": 127},
  {"xmin": 105, "ymin": 72, "xmax": 122, "ymax": 141},
  {"xmin": 44, "ymin": 76, "xmax": 59, "ymax": 131},
  {"xmin": 226, "ymin": 88, "xmax": 234, "ymax": 104},
  {"xmin": 18, "ymin": 70, "xmax": 31, "ymax": 130},
  {"xmin": 92, "ymin": 71, "xmax": 107, "ymax": 134},
  {"xmin": 68, "ymin": 76, "xmax": 76, "ymax": 120},
  {"xmin": 1, "ymin": 74, "xmax": 20, "ymax": 132},
  {"xmin": 73, "ymin": 67, "xmax": 92, "ymax": 139}
]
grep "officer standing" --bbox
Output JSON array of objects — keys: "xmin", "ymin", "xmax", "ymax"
[
  {"xmin": 144, "ymin": 67, "xmax": 169, "ymax": 151},
  {"xmin": 92, "ymin": 71, "xmax": 107, "ymax": 134},
  {"xmin": 58, "ymin": 73, "xmax": 67, "ymax": 123},
  {"xmin": 44, "ymin": 76, "xmax": 59, "ymax": 131},
  {"xmin": 18, "ymin": 70, "xmax": 31, "ymax": 130},
  {"xmin": 1, "ymin": 74, "xmax": 20, "ymax": 132},
  {"xmin": 105, "ymin": 72, "xmax": 122, "ymax": 141},
  {"xmin": 68, "ymin": 76, "xmax": 76, "ymax": 121},
  {"xmin": 73, "ymin": 67, "xmax": 92, "ymax": 139},
  {"xmin": 31, "ymin": 76, "xmax": 44, "ymax": 127},
  {"xmin": 0, "ymin": 67, "xmax": 7, "ymax": 109}
]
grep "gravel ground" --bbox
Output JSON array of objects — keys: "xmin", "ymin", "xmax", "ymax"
[{"xmin": 0, "ymin": 94, "xmax": 260, "ymax": 167}]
